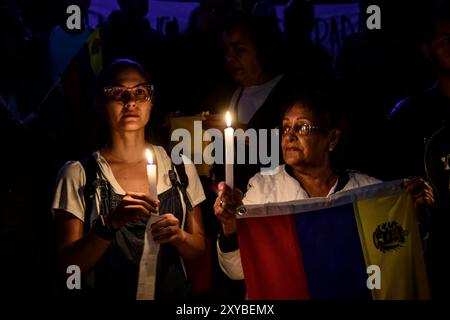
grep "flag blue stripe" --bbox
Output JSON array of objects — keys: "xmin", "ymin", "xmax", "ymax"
[{"xmin": 294, "ymin": 203, "xmax": 372, "ymax": 299}]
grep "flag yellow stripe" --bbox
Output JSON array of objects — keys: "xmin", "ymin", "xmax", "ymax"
[
  {"xmin": 353, "ymin": 201, "xmax": 378, "ymax": 300},
  {"xmin": 354, "ymin": 192, "xmax": 430, "ymax": 299}
]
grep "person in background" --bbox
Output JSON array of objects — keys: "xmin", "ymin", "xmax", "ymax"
[
  {"xmin": 387, "ymin": 0, "xmax": 450, "ymax": 299},
  {"xmin": 211, "ymin": 14, "xmax": 296, "ymax": 191},
  {"xmin": 336, "ymin": 0, "xmax": 431, "ymax": 178},
  {"xmin": 101, "ymin": 0, "xmax": 161, "ymax": 66},
  {"xmin": 283, "ymin": 0, "xmax": 335, "ymax": 85}
]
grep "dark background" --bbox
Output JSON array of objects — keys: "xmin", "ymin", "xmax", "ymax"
[{"xmin": 0, "ymin": 0, "xmax": 446, "ymax": 300}]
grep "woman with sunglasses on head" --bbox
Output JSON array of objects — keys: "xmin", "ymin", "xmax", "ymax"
[
  {"xmin": 214, "ymin": 86, "xmax": 435, "ymax": 282},
  {"xmin": 52, "ymin": 59, "xmax": 206, "ymax": 299}
]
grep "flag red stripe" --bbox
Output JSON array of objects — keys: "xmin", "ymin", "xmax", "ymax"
[{"xmin": 237, "ymin": 215, "xmax": 310, "ymax": 299}]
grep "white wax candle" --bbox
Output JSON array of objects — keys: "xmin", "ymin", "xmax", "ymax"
[
  {"xmin": 138, "ymin": 148, "xmax": 160, "ymax": 300},
  {"xmin": 145, "ymin": 148, "xmax": 157, "ymax": 200},
  {"xmin": 224, "ymin": 111, "xmax": 234, "ymax": 189}
]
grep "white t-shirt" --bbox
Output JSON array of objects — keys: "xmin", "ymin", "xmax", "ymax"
[
  {"xmin": 51, "ymin": 146, "xmax": 206, "ymax": 223},
  {"xmin": 231, "ymin": 74, "xmax": 284, "ymax": 125},
  {"xmin": 217, "ymin": 165, "xmax": 382, "ymax": 280},
  {"xmin": 243, "ymin": 165, "xmax": 382, "ymax": 205}
]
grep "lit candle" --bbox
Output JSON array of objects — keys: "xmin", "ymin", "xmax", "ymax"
[
  {"xmin": 145, "ymin": 148, "xmax": 157, "ymax": 200},
  {"xmin": 138, "ymin": 148, "xmax": 159, "ymax": 300},
  {"xmin": 224, "ymin": 111, "xmax": 234, "ymax": 189}
]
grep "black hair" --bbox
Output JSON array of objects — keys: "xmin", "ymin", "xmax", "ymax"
[
  {"xmin": 223, "ymin": 14, "xmax": 285, "ymax": 77},
  {"xmin": 95, "ymin": 58, "xmax": 152, "ymax": 106},
  {"xmin": 284, "ymin": 0, "xmax": 315, "ymax": 38},
  {"xmin": 422, "ymin": 0, "xmax": 450, "ymax": 43},
  {"xmin": 281, "ymin": 85, "xmax": 345, "ymax": 130}
]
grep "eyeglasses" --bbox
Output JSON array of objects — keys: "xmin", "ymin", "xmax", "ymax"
[
  {"xmin": 103, "ymin": 84, "xmax": 154, "ymax": 103},
  {"xmin": 277, "ymin": 123, "xmax": 320, "ymax": 136}
]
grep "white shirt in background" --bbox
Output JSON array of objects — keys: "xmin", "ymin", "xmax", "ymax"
[{"xmin": 230, "ymin": 74, "xmax": 283, "ymax": 125}]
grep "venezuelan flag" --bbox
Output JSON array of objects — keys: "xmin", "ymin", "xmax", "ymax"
[{"xmin": 236, "ymin": 180, "xmax": 430, "ymax": 300}]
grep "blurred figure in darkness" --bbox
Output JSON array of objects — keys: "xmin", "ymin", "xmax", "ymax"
[
  {"xmin": 336, "ymin": 0, "xmax": 433, "ymax": 178},
  {"xmin": 0, "ymin": 6, "xmax": 54, "ymax": 298},
  {"xmin": 174, "ymin": 0, "xmax": 236, "ymax": 116},
  {"xmin": 283, "ymin": 0, "xmax": 334, "ymax": 84},
  {"xmin": 387, "ymin": 0, "xmax": 450, "ymax": 298},
  {"xmin": 0, "ymin": 6, "xmax": 29, "ymax": 126},
  {"xmin": 101, "ymin": 0, "xmax": 161, "ymax": 67}
]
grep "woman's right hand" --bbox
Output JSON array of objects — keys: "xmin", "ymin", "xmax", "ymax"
[
  {"xmin": 214, "ymin": 182, "xmax": 244, "ymax": 236},
  {"xmin": 108, "ymin": 192, "xmax": 159, "ymax": 230}
]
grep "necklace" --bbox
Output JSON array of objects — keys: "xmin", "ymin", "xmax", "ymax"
[{"xmin": 101, "ymin": 149, "xmax": 146, "ymax": 166}]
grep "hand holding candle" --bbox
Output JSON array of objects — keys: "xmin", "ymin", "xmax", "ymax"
[{"xmin": 224, "ymin": 111, "xmax": 234, "ymax": 189}]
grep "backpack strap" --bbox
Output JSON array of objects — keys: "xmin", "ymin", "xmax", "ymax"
[
  {"xmin": 79, "ymin": 154, "xmax": 98, "ymax": 234},
  {"xmin": 169, "ymin": 162, "xmax": 193, "ymax": 212},
  {"xmin": 174, "ymin": 162, "xmax": 189, "ymax": 190}
]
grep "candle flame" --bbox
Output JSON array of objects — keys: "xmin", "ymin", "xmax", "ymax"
[
  {"xmin": 226, "ymin": 111, "xmax": 232, "ymax": 127},
  {"xmin": 145, "ymin": 148, "xmax": 153, "ymax": 164}
]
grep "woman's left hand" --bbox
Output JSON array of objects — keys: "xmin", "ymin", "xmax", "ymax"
[
  {"xmin": 151, "ymin": 213, "xmax": 186, "ymax": 245},
  {"xmin": 405, "ymin": 177, "xmax": 435, "ymax": 208}
]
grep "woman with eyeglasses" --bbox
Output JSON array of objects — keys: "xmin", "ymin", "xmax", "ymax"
[
  {"xmin": 52, "ymin": 59, "xmax": 206, "ymax": 299},
  {"xmin": 214, "ymin": 86, "xmax": 435, "ymax": 281}
]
